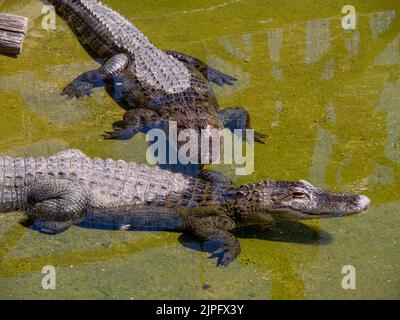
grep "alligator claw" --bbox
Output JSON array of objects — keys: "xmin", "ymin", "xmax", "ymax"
[
  {"xmin": 103, "ymin": 127, "xmax": 136, "ymax": 140},
  {"xmin": 208, "ymin": 248, "xmax": 235, "ymax": 268},
  {"xmin": 219, "ymin": 252, "xmax": 235, "ymax": 267},
  {"xmin": 254, "ymin": 131, "xmax": 267, "ymax": 144},
  {"xmin": 241, "ymin": 130, "xmax": 267, "ymax": 145},
  {"xmin": 103, "ymin": 128, "xmax": 123, "ymax": 140},
  {"xmin": 207, "ymin": 68, "xmax": 237, "ymax": 87},
  {"xmin": 208, "ymin": 246, "xmax": 235, "ymax": 267}
]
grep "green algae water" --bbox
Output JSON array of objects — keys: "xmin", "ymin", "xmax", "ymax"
[{"xmin": 0, "ymin": 0, "xmax": 399, "ymax": 299}]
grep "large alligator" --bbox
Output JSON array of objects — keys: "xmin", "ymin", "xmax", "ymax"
[
  {"xmin": 48, "ymin": 0, "xmax": 265, "ymax": 144},
  {"xmin": 0, "ymin": 150, "xmax": 370, "ymax": 266}
]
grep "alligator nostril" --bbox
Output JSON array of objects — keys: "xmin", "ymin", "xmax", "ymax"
[{"xmin": 357, "ymin": 195, "xmax": 371, "ymax": 211}]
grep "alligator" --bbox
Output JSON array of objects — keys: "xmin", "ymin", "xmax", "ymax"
[
  {"xmin": 0, "ymin": 150, "xmax": 371, "ymax": 266},
  {"xmin": 48, "ymin": 0, "xmax": 266, "ymax": 144}
]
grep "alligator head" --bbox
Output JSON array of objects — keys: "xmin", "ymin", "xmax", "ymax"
[{"xmin": 234, "ymin": 180, "xmax": 370, "ymax": 224}]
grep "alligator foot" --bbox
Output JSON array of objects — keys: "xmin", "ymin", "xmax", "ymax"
[
  {"xmin": 104, "ymin": 108, "xmax": 161, "ymax": 140},
  {"xmin": 62, "ymin": 55, "xmax": 129, "ymax": 100},
  {"xmin": 165, "ymin": 50, "xmax": 237, "ymax": 87},
  {"xmin": 189, "ymin": 216, "xmax": 239, "ymax": 267},
  {"xmin": 218, "ymin": 106, "xmax": 267, "ymax": 144},
  {"xmin": 103, "ymin": 127, "xmax": 138, "ymax": 140},
  {"xmin": 103, "ymin": 108, "xmax": 160, "ymax": 140},
  {"xmin": 206, "ymin": 67, "xmax": 237, "ymax": 87},
  {"xmin": 208, "ymin": 233, "xmax": 240, "ymax": 267},
  {"xmin": 209, "ymin": 244, "xmax": 237, "ymax": 267},
  {"xmin": 62, "ymin": 80, "xmax": 94, "ymax": 100}
]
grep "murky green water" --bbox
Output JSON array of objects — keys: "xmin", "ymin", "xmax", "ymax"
[{"xmin": 0, "ymin": 0, "xmax": 399, "ymax": 299}]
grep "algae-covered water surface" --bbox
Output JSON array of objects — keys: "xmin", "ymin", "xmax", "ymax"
[{"xmin": 0, "ymin": 0, "xmax": 399, "ymax": 300}]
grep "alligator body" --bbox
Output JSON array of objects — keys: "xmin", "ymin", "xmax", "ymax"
[
  {"xmin": 49, "ymin": 0, "xmax": 265, "ymax": 144},
  {"xmin": 0, "ymin": 150, "xmax": 370, "ymax": 266}
]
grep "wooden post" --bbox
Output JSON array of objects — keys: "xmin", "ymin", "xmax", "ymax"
[{"xmin": 0, "ymin": 13, "xmax": 29, "ymax": 57}]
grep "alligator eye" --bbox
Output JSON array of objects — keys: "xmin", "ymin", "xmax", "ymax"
[{"xmin": 292, "ymin": 192, "xmax": 307, "ymax": 199}]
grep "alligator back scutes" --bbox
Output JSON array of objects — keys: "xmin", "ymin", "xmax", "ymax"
[{"xmin": 53, "ymin": 0, "xmax": 191, "ymax": 94}]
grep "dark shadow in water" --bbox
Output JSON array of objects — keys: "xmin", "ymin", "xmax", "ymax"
[
  {"xmin": 110, "ymin": 120, "xmax": 126, "ymax": 129},
  {"xmin": 234, "ymin": 221, "xmax": 332, "ymax": 245},
  {"xmin": 179, "ymin": 221, "xmax": 332, "ymax": 255},
  {"xmin": 19, "ymin": 218, "xmax": 33, "ymax": 228},
  {"xmin": 21, "ymin": 216, "xmax": 331, "ymax": 246},
  {"xmin": 20, "ymin": 216, "xmax": 331, "ymax": 267}
]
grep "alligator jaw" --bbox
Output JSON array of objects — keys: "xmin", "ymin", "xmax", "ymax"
[
  {"xmin": 271, "ymin": 194, "xmax": 371, "ymax": 220},
  {"xmin": 234, "ymin": 180, "xmax": 372, "ymax": 224}
]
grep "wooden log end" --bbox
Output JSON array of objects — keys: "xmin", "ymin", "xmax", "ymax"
[{"xmin": 0, "ymin": 13, "xmax": 29, "ymax": 58}]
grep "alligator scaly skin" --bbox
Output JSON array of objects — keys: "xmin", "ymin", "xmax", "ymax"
[
  {"xmin": 0, "ymin": 150, "xmax": 225, "ymax": 214},
  {"xmin": 51, "ymin": 0, "xmax": 191, "ymax": 94},
  {"xmin": 49, "ymin": 1, "xmax": 265, "ymax": 146},
  {"xmin": 0, "ymin": 149, "xmax": 370, "ymax": 266}
]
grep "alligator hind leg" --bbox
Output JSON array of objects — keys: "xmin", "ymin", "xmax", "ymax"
[
  {"xmin": 104, "ymin": 108, "xmax": 161, "ymax": 140},
  {"xmin": 218, "ymin": 107, "xmax": 267, "ymax": 144},
  {"xmin": 26, "ymin": 179, "xmax": 89, "ymax": 235},
  {"xmin": 165, "ymin": 50, "xmax": 237, "ymax": 86},
  {"xmin": 62, "ymin": 53, "xmax": 129, "ymax": 100}
]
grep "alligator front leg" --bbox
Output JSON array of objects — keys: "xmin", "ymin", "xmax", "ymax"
[
  {"xmin": 218, "ymin": 107, "xmax": 267, "ymax": 144},
  {"xmin": 62, "ymin": 53, "xmax": 129, "ymax": 100},
  {"xmin": 187, "ymin": 216, "xmax": 239, "ymax": 267},
  {"xmin": 104, "ymin": 108, "xmax": 161, "ymax": 140},
  {"xmin": 26, "ymin": 179, "xmax": 89, "ymax": 235},
  {"xmin": 165, "ymin": 50, "xmax": 237, "ymax": 87}
]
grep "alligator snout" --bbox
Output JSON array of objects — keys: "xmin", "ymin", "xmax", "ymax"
[
  {"xmin": 248, "ymin": 180, "xmax": 373, "ymax": 220},
  {"xmin": 356, "ymin": 195, "xmax": 371, "ymax": 212}
]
